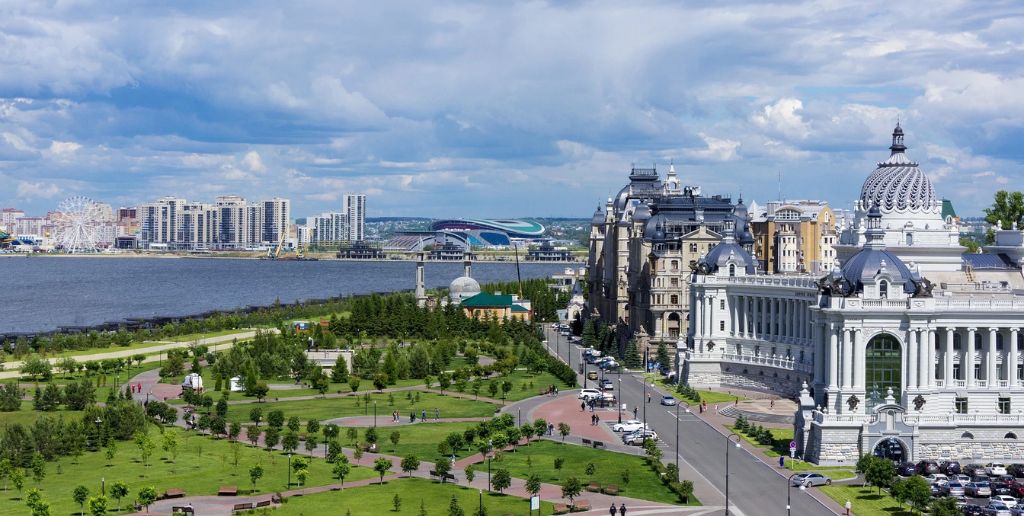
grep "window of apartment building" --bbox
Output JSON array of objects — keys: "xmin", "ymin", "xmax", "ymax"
[
  {"xmin": 670, "ymin": 294, "xmax": 678, "ymax": 305},
  {"xmin": 955, "ymin": 397, "xmax": 968, "ymax": 414},
  {"xmin": 671, "ymin": 277, "xmax": 679, "ymax": 287},
  {"xmin": 671, "ymin": 260, "xmax": 679, "ymax": 271},
  {"xmin": 999, "ymin": 397, "xmax": 1011, "ymax": 415},
  {"xmin": 720, "ymin": 321, "xmax": 725, "ymax": 331}
]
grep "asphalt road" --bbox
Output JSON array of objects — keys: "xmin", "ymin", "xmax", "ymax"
[{"xmin": 544, "ymin": 327, "xmax": 837, "ymax": 516}]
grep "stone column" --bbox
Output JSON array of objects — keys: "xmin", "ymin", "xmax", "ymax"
[
  {"xmin": 828, "ymin": 323, "xmax": 839, "ymax": 390},
  {"xmin": 988, "ymin": 327, "xmax": 998, "ymax": 388},
  {"xmin": 1011, "ymin": 328, "xmax": 1020, "ymax": 388},
  {"xmin": 812, "ymin": 323, "xmax": 822, "ymax": 383},
  {"xmin": 944, "ymin": 328, "xmax": 954, "ymax": 387},
  {"xmin": 855, "ymin": 328, "xmax": 865, "ymax": 389},
  {"xmin": 907, "ymin": 328, "xmax": 919, "ymax": 391},
  {"xmin": 767, "ymin": 298, "xmax": 775, "ymax": 339},
  {"xmin": 966, "ymin": 328, "xmax": 976, "ymax": 387},
  {"xmin": 842, "ymin": 327, "xmax": 854, "ymax": 389}
]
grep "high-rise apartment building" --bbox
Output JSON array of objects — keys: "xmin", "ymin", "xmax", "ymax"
[
  {"xmin": 138, "ymin": 196, "xmax": 290, "ymax": 250},
  {"xmin": 310, "ymin": 212, "xmax": 346, "ymax": 243},
  {"xmin": 263, "ymin": 197, "xmax": 291, "ymax": 245},
  {"xmin": 344, "ymin": 194, "xmax": 365, "ymax": 242}
]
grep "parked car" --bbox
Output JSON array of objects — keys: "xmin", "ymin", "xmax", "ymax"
[
  {"xmin": 991, "ymin": 495, "xmax": 1018, "ymax": 508},
  {"xmin": 599, "ymin": 379, "xmax": 614, "ymax": 390},
  {"xmin": 941, "ymin": 460, "xmax": 962, "ymax": 475},
  {"xmin": 660, "ymin": 395, "xmax": 678, "ymax": 406},
  {"xmin": 988, "ymin": 501, "xmax": 1013, "ymax": 516},
  {"xmin": 790, "ymin": 472, "xmax": 832, "ymax": 487},
  {"xmin": 917, "ymin": 460, "xmax": 941, "ymax": 475},
  {"xmin": 990, "ymin": 480, "xmax": 1014, "ymax": 496},
  {"xmin": 612, "ymin": 420, "xmax": 646, "ymax": 432},
  {"xmin": 987, "ymin": 464, "xmax": 1010, "ymax": 477},
  {"xmin": 577, "ymin": 388, "xmax": 602, "ymax": 400},
  {"xmin": 961, "ymin": 504, "xmax": 987, "ymax": 516},
  {"xmin": 1006, "ymin": 480, "xmax": 1024, "ymax": 498},
  {"xmin": 1007, "ymin": 464, "xmax": 1024, "ymax": 478},
  {"xmin": 930, "ymin": 483, "xmax": 947, "ymax": 497},
  {"xmin": 623, "ymin": 430, "xmax": 658, "ymax": 445},
  {"xmin": 963, "ymin": 464, "xmax": 986, "ymax": 477},
  {"xmin": 598, "ymin": 360, "xmax": 620, "ymax": 370},
  {"xmin": 897, "ymin": 462, "xmax": 918, "ymax": 476},
  {"xmin": 586, "ymin": 371, "xmax": 599, "ymax": 381},
  {"xmin": 954, "ymin": 474, "xmax": 972, "ymax": 484},
  {"xmin": 926, "ymin": 474, "xmax": 950, "ymax": 485},
  {"xmin": 965, "ymin": 481, "xmax": 992, "ymax": 497},
  {"xmin": 946, "ymin": 481, "xmax": 966, "ymax": 497}
]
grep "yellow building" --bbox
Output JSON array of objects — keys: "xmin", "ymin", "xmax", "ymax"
[{"xmin": 748, "ymin": 200, "xmax": 838, "ymax": 274}]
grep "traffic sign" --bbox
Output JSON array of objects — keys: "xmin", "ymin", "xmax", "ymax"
[{"xmin": 789, "ymin": 440, "xmax": 797, "ymax": 450}]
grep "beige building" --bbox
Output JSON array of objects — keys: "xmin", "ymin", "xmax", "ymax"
[{"xmin": 748, "ymin": 200, "xmax": 838, "ymax": 275}]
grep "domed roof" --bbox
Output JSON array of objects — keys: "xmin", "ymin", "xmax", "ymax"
[
  {"xmin": 834, "ymin": 248, "xmax": 917, "ymax": 295},
  {"xmin": 449, "ymin": 276, "xmax": 481, "ymax": 301},
  {"xmin": 644, "ymin": 214, "xmax": 670, "ymax": 241},
  {"xmin": 697, "ymin": 220, "xmax": 755, "ymax": 275},
  {"xmin": 859, "ymin": 124, "xmax": 937, "ymax": 213},
  {"xmin": 633, "ymin": 203, "xmax": 652, "ymax": 222},
  {"xmin": 591, "ymin": 205, "xmax": 605, "ymax": 225}
]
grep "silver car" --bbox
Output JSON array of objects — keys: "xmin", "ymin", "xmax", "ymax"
[
  {"xmin": 965, "ymin": 481, "xmax": 992, "ymax": 497},
  {"xmin": 947, "ymin": 481, "xmax": 966, "ymax": 497},
  {"xmin": 790, "ymin": 472, "xmax": 832, "ymax": 487}
]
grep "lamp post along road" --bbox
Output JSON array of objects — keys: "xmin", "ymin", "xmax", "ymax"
[
  {"xmin": 373, "ymin": 400, "xmax": 377, "ymax": 428},
  {"xmin": 726, "ymin": 433, "xmax": 742, "ymax": 516},
  {"xmin": 787, "ymin": 472, "xmax": 807, "ymax": 516},
  {"xmin": 617, "ymin": 377, "xmax": 622, "ymax": 423}
]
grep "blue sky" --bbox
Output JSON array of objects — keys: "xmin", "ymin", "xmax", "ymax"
[{"xmin": 0, "ymin": 1, "xmax": 1022, "ymax": 219}]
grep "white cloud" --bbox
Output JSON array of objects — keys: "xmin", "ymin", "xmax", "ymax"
[
  {"xmin": 48, "ymin": 140, "xmax": 81, "ymax": 154},
  {"xmin": 242, "ymin": 151, "xmax": 265, "ymax": 173},
  {"xmin": 685, "ymin": 133, "xmax": 740, "ymax": 162},
  {"xmin": 16, "ymin": 181, "xmax": 60, "ymax": 199},
  {"xmin": 752, "ymin": 98, "xmax": 810, "ymax": 140}
]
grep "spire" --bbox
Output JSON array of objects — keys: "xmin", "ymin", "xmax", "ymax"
[{"xmin": 889, "ymin": 122, "xmax": 906, "ymax": 155}]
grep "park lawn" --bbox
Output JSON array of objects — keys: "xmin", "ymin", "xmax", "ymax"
[
  {"xmin": 782, "ymin": 459, "xmax": 857, "ymax": 480},
  {"xmin": 263, "ymin": 378, "xmax": 426, "ymax": 399},
  {"xmin": 350, "ymin": 422, "xmax": 480, "ymax": 460},
  {"xmin": 225, "ymin": 391, "xmax": 499, "ymax": 425},
  {"xmin": 165, "ymin": 328, "xmax": 260, "ymax": 342},
  {"xmin": 689, "ymin": 389, "xmax": 745, "ymax": 406},
  {"xmin": 271, "ymin": 477, "xmax": 554, "ymax": 516},
  {"xmin": 0, "ymin": 401, "xmax": 85, "ymax": 428},
  {"xmin": 473, "ymin": 440, "xmax": 697, "ymax": 505},
  {"xmin": 430, "ymin": 369, "xmax": 568, "ymax": 403},
  {"xmin": 727, "ymin": 424, "xmax": 794, "ymax": 457},
  {"xmin": 820, "ymin": 484, "xmax": 915, "ymax": 516},
  {"xmin": 8, "ymin": 328, "xmax": 259, "ymax": 363},
  {"xmin": 0, "ymin": 427, "xmax": 376, "ymax": 516}
]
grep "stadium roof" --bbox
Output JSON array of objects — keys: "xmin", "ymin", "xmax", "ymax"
[{"xmin": 431, "ymin": 218, "xmax": 545, "ymax": 237}]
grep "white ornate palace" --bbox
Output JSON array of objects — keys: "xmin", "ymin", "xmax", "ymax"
[{"xmin": 681, "ymin": 126, "xmax": 1024, "ymax": 465}]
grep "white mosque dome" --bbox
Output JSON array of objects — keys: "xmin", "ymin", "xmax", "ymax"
[
  {"xmin": 859, "ymin": 124, "xmax": 937, "ymax": 213},
  {"xmin": 449, "ymin": 276, "xmax": 481, "ymax": 301}
]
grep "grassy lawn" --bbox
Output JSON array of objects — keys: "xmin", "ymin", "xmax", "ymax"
[
  {"xmin": 349, "ymin": 422, "xmax": 479, "ymax": 460},
  {"xmin": 0, "ymin": 427, "xmax": 376, "ymax": 515},
  {"xmin": 820, "ymin": 484, "xmax": 915, "ymax": 516},
  {"xmin": 5, "ymin": 329, "xmax": 259, "ymax": 364},
  {"xmin": 272, "ymin": 477, "xmax": 554, "ymax": 516},
  {"xmin": 434, "ymin": 369, "xmax": 567, "ymax": 402},
  {"xmin": 726, "ymin": 425, "xmax": 857, "ymax": 480},
  {"xmin": 225, "ymin": 391, "xmax": 499, "ymax": 425},
  {"xmin": 165, "ymin": 328, "xmax": 260, "ymax": 342},
  {"xmin": 0, "ymin": 402, "xmax": 85, "ymax": 428},
  {"xmin": 690, "ymin": 389, "xmax": 746, "ymax": 405},
  {"xmin": 471, "ymin": 440, "xmax": 697, "ymax": 505}
]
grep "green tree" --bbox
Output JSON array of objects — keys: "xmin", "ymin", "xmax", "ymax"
[
  {"xmin": 903, "ymin": 475, "xmax": 932, "ymax": 514},
  {"xmin": 104, "ymin": 442, "xmax": 117, "ymax": 465},
  {"xmin": 491, "ymin": 468, "xmax": 511, "ymax": 493},
  {"xmin": 267, "ymin": 409, "xmax": 284, "ymax": 428},
  {"xmin": 581, "ymin": 320, "xmax": 597, "ymax": 349},
  {"xmin": 282, "ymin": 431, "xmax": 300, "ymax": 453},
  {"xmin": 525, "ymin": 474, "xmax": 542, "ymax": 498},
  {"xmin": 930, "ymin": 496, "xmax": 960, "ymax": 516},
  {"xmin": 863, "ymin": 456, "xmax": 895, "ymax": 495},
  {"xmin": 137, "ymin": 485, "xmax": 157, "ymax": 513},
  {"xmin": 557, "ymin": 423, "xmax": 570, "ymax": 442},
  {"xmin": 287, "ymin": 416, "xmax": 301, "ymax": 433},
  {"xmin": 401, "ymin": 455, "xmax": 420, "ymax": 477},
  {"xmin": 11, "ymin": 468, "xmax": 25, "ymax": 497},
  {"xmin": 435, "ymin": 456, "xmax": 452, "ymax": 483},
  {"xmin": 656, "ymin": 341, "xmax": 671, "ymax": 370},
  {"xmin": 264, "ymin": 427, "xmax": 281, "ymax": 451},
  {"xmin": 331, "ymin": 354, "xmax": 350, "ymax": 383},
  {"xmin": 984, "ymin": 190, "xmax": 1024, "ymax": 242},
  {"xmin": 30, "ymin": 452, "xmax": 45, "ymax": 482},
  {"xmin": 134, "ymin": 432, "xmax": 156, "ymax": 466},
  {"xmin": 623, "ymin": 339, "xmax": 641, "ymax": 368},
  {"xmin": 890, "ymin": 478, "xmax": 909, "ymax": 509},
  {"xmin": 0, "ymin": 383, "xmax": 22, "ymax": 411},
  {"xmin": 393, "ymin": 493, "xmax": 402, "ymax": 512},
  {"xmin": 448, "ymin": 494, "xmax": 465, "ymax": 516},
  {"xmin": 87, "ymin": 495, "xmax": 107, "ymax": 516},
  {"xmin": 248, "ymin": 464, "xmax": 263, "ymax": 493},
  {"xmin": 0, "ymin": 458, "xmax": 12, "ymax": 491},
  {"xmin": 110, "ymin": 481, "xmax": 129, "ymax": 511},
  {"xmin": 561, "ymin": 476, "xmax": 582, "ymax": 507},
  {"xmin": 162, "ymin": 432, "xmax": 179, "ymax": 462},
  {"xmin": 332, "ymin": 458, "xmax": 351, "ymax": 486},
  {"xmin": 72, "ymin": 485, "xmax": 89, "ymax": 516},
  {"xmin": 251, "ymin": 381, "xmax": 269, "ymax": 402},
  {"xmin": 390, "ymin": 430, "xmax": 401, "ymax": 451},
  {"xmin": 373, "ymin": 457, "xmax": 393, "ymax": 484},
  {"xmin": 584, "ymin": 462, "xmax": 596, "ymax": 480},
  {"xmin": 21, "ymin": 355, "xmax": 51, "ymax": 385},
  {"xmin": 349, "ymin": 377, "xmax": 361, "ymax": 393},
  {"xmin": 249, "ymin": 406, "xmax": 263, "ymax": 427}
]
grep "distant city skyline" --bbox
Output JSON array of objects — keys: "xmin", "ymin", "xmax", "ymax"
[{"xmin": 0, "ymin": 2, "xmax": 1020, "ymax": 218}]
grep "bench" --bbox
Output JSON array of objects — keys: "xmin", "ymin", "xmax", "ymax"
[
  {"xmin": 218, "ymin": 485, "xmax": 238, "ymax": 496},
  {"xmin": 585, "ymin": 481, "xmax": 601, "ymax": 492},
  {"xmin": 231, "ymin": 502, "xmax": 253, "ymax": 512},
  {"xmin": 553, "ymin": 503, "xmax": 570, "ymax": 514},
  {"xmin": 171, "ymin": 506, "xmax": 194, "ymax": 515},
  {"xmin": 580, "ymin": 438, "xmax": 592, "ymax": 446},
  {"xmin": 592, "ymin": 440, "xmax": 605, "ymax": 449},
  {"xmin": 602, "ymin": 484, "xmax": 619, "ymax": 495},
  {"xmin": 163, "ymin": 488, "xmax": 185, "ymax": 499},
  {"xmin": 574, "ymin": 500, "xmax": 592, "ymax": 512},
  {"xmin": 429, "ymin": 470, "xmax": 457, "ymax": 481},
  {"xmin": 256, "ymin": 500, "xmax": 272, "ymax": 508}
]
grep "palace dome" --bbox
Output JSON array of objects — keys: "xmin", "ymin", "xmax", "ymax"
[
  {"xmin": 859, "ymin": 124, "xmax": 937, "ymax": 213},
  {"xmin": 449, "ymin": 276, "xmax": 481, "ymax": 302}
]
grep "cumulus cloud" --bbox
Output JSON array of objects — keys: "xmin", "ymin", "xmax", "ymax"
[
  {"xmin": 48, "ymin": 140, "xmax": 81, "ymax": 154},
  {"xmin": 685, "ymin": 133, "xmax": 740, "ymax": 162},
  {"xmin": 242, "ymin": 151, "xmax": 265, "ymax": 173},
  {"xmin": 16, "ymin": 181, "xmax": 60, "ymax": 199}
]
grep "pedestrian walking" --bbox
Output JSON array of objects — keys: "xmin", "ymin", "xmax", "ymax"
[
  {"xmin": 548, "ymin": 423, "xmax": 554, "ymax": 435},
  {"xmin": 715, "ymin": 403, "xmax": 719, "ymax": 411},
  {"xmin": 422, "ymin": 409, "xmax": 427, "ymax": 421},
  {"xmin": 647, "ymin": 393, "xmax": 651, "ymax": 404},
  {"xmin": 770, "ymin": 399, "xmax": 775, "ymax": 409},
  {"xmin": 633, "ymin": 406, "xmax": 638, "ymax": 419},
  {"xmin": 619, "ymin": 503, "xmax": 627, "ymax": 515},
  {"xmin": 410, "ymin": 413, "xmax": 415, "ymax": 423},
  {"xmin": 581, "ymin": 401, "xmax": 586, "ymax": 412},
  {"xmin": 609, "ymin": 503, "xmax": 617, "ymax": 516},
  {"xmin": 435, "ymin": 408, "xmax": 440, "ymax": 421}
]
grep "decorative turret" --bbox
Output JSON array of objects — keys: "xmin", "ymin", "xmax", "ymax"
[{"xmin": 415, "ymin": 252, "xmax": 427, "ymax": 307}]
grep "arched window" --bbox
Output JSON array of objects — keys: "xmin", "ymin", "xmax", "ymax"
[
  {"xmin": 729, "ymin": 263, "xmax": 736, "ymax": 277},
  {"xmin": 671, "ymin": 260, "xmax": 679, "ymax": 271},
  {"xmin": 879, "ymin": 280, "xmax": 888, "ymax": 298},
  {"xmin": 1006, "ymin": 433, "xmax": 1018, "ymax": 440},
  {"xmin": 866, "ymin": 334, "xmax": 902, "ymax": 406},
  {"xmin": 906, "ymin": 233, "xmax": 914, "ymax": 246},
  {"xmin": 960, "ymin": 432, "xmax": 974, "ymax": 440},
  {"xmin": 997, "ymin": 333, "xmax": 1004, "ymax": 351}
]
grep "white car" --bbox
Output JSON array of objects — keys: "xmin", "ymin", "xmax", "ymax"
[
  {"xmin": 577, "ymin": 388, "xmax": 602, "ymax": 400},
  {"xmin": 986, "ymin": 463, "xmax": 1009, "ymax": 476},
  {"xmin": 925, "ymin": 473, "xmax": 949, "ymax": 485},
  {"xmin": 623, "ymin": 430, "xmax": 658, "ymax": 445},
  {"xmin": 991, "ymin": 495, "xmax": 1018, "ymax": 508},
  {"xmin": 612, "ymin": 420, "xmax": 647, "ymax": 433}
]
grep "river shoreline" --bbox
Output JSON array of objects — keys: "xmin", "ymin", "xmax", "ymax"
[{"xmin": 0, "ymin": 252, "xmax": 584, "ymax": 265}]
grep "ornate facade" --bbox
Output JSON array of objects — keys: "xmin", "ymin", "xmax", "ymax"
[
  {"xmin": 588, "ymin": 165, "xmax": 745, "ymax": 359},
  {"xmin": 682, "ymin": 126, "xmax": 1024, "ymax": 465}
]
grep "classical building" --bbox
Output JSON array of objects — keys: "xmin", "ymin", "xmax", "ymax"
[
  {"xmin": 747, "ymin": 200, "xmax": 839, "ymax": 274},
  {"xmin": 587, "ymin": 164, "xmax": 745, "ymax": 360},
  {"xmin": 682, "ymin": 125, "xmax": 1024, "ymax": 465}
]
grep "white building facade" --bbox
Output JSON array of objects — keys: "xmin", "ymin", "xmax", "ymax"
[
  {"xmin": 139, "ymin": 195, "xmax": 291, "ymax": 250},
  {"xmin": 682, "ymin": 126, "xmax": 1024, "ymax": 465},
  {"xmin": 344, "ymin": 193, "xmax": 366, "ymax": 242}
]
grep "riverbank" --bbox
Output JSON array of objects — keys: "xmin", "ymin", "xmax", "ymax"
[{"xmin": 0, "ymin": 252, "xmax": 584, "ymax": 264}]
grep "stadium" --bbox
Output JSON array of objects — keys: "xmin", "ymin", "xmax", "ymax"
[{"xmin": 430, "ymin": 219, "xmax": 544, "ymax": 247}]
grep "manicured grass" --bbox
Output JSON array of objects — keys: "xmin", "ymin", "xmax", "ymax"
[
  {"xmin": 435, "ymin": 369, "xmax": 568, "ymax": 402},
  {"xmin": 783, "ymin": 459, "xmax": 857, "ymax": 480},
  {"xmin": 472, "ymin": 440, "xmax": 696, "ymax": 505},
  {"xmin": 350, "ymin": 422, "xmax": 479, "ymax": 460},
  {"xmin": 0, "ymin": 402, "xmax": 85, "ymax": 428},
  {"xmin": 820, "ymin": 484, "xmax": 915, "ymax": 516},
  {"xmin": 690, "ymin": 389, "xmax": 746, "ymax": 405},
  {"xmin": 727, "ymin": 424, "xmax": 793, "ymax": 457},
  {"xmin": 0, "ymin": 427, "xmax": 376, "ymax": 516},
  {"xmin": 225, "ymin": 391, "xmax": 499, "ymax": 425},
  {"xmin": 271, "ymin": 477, "xmax": 554, "ymax": 515},
  {"xmin": 6, "ymin": 329, "xmax": 259, "ymax": 364}
]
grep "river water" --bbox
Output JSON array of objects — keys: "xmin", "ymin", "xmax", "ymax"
[{"xmin": 0, "ymin": 257, "xmax": 574, "ymax": 334}]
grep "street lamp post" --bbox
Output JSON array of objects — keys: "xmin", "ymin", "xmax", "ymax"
[
  {"xmin": 479, "ymin": 489, "xmax": 483, "ymax": 515},
  {"xmin": 787, "ymin": 472, "xmax": 807, "ymax": 516},
  {"xmin": 287, "ymin": 452, "xmax": 293, "ymax": 488},
  {"xmin": 373, "ymin": 401, "xmax": 377, "ymax": 428},
  {"xmin": 642, "ymin": 377, "xmax": 647, "ymax": 445},
  {"xmin": 617, "ymin": 378, "xmax": 622, "ymax": 423},
  {"xmin": 487, "ymin": 439, "xmax": 493, "ymax": 492},
  {"xmin": 725, "ymin": 433, "xmax": 742, "ymax": 516}
]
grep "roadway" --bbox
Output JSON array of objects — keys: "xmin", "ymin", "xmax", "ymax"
[{"xmin": 543, "ymin": 326, "xmax": 837, "ymax": 516}]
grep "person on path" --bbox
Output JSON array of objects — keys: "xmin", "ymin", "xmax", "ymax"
[
  {"xmin": 633, "ymin": 406, "xmax": 638, "ymax": 419},
  {"xmin": 411, "ymin": 413, "xmax": 416, "ymax": 423},
  {"xmin": 435, "ymin": 408, "xmax": 440, "ymax": 421},
  {"xmin": 610, "ymin": 504, "xmax": 617, "ymax": 516},
  {"xmin": 548, "ymin": 423, "xmax": 554, "ymax": 435},
  {"xmin": 581, "ymin": 401, "xmax": 586, "ymax": 412},
  {"xmin": 619, "ymin": 503, "xmax": 627, "ymax": 515},
  {"xmin": 647, "ymin": 392, "xmax": 651, "ymax": 404},
  {"xmin": 715, "ymin": 403, "xmax": 719, "ymax": 412},
  {"xmin": 422, "ymin": 409, "xmax": 427, "ymax": 421},
  {"xmin": 770, "ymin": 399, "xmax": 775, "ymax": 409}
]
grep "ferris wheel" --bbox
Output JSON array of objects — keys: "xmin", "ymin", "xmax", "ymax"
[{"xmin": 53, "ymin": 196, "xmax": 104, "ymax": 253}]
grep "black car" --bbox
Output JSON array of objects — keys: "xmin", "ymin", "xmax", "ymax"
[
  {"xmin": 941, "ymin": 461, "xmax": 962, "ymax": 475},
  {"xmin": 898, "ymin": 462, "xmax": 918, "ymax": 476},
  {"xmin": 1008, "ymin": 464, "xmax": 1024, "ymax": 478},
  {"xmin": 989, "ymin": 480, "xmax": 1013, "ymax": 495},
  {"xmin": 960, "ymin": 504, "xmax": 985, "ymax": 516},
  {"xmin": 917, "ymin": 460, "xmax": 941, "ymax": 475}
]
